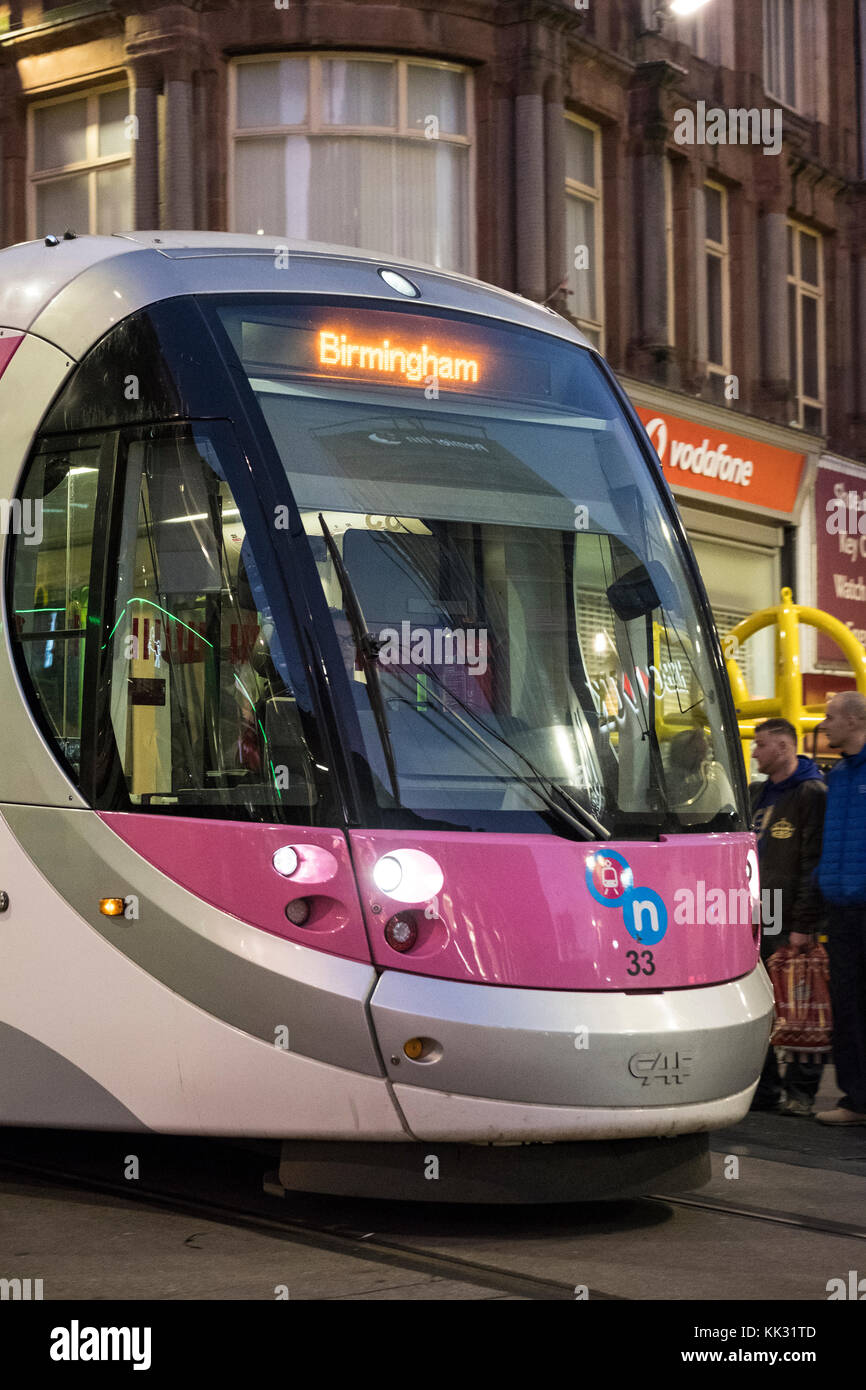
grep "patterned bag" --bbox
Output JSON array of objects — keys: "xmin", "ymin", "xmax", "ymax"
[{"xmin": 767, "ymin": 942, "xmax": 833, "ymax": 1054}]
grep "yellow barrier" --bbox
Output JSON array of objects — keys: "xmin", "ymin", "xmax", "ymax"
[{"xmin": 724, "ymin": 587, "xmax": 866, "ymax": 769}]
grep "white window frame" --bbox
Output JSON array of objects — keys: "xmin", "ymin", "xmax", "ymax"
[
  {"xmin": 704, "ymin": 180, "xmax": 731, "ymax": 384},
  {"xmin": 228, "ymin": 53, "xmax": 475, "ymax": 274},
  {"xmin": 763, "ymin": 0, "xmax": 803, "ymax": 112},
  {"xmin": 564, "ymin": 113, "xmax": 605, "ymax": 351},
  {"xmin": 664, "ymin": 155, "xmax": 675, "ymax": 348},
  {"xmin": 787, "ymin": 220, "xmax": 825, "ymax": 432},
  {"xmin": 27, "ymin": 82, "xmax": 131, "ymax": 237}
]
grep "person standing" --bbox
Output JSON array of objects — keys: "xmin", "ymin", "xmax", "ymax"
[
  {"xmin": 750, "ymin": 718, "xmax": 827, "ymax": 1115},
  {"xmin": 815, "ymin": 692, "xmax": 866, "ymax": 1126}
]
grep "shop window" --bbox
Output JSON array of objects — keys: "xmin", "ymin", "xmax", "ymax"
[
  {"xmin": 230, "ymin": 55, "xmax": 473, "ymax": 275},
  {"xmin": 704, "ymin": 181, "xmax": 730, "ymax": 402},
  {"xmin": 564, "ymin": 115, "xmax": 604, "ymax": 350},
  {"xmin": 787, "ymin": 221, "xmax": 824, "ymax": 432},
  {"xmin": 29, "ymin": 86, "xmax": 132, "ymax": 238}
]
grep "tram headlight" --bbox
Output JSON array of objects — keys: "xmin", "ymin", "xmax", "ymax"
[
  {"xmin": 372, "ymin": 849, "xmax": 443, "ymax": 904},
  {"xmin": 373, "ymin": 855, "xmax": 403, "ymax": 895},
  {"xmin": 272, "ymin": 846, "xmax": 299, "ymax": 877}
]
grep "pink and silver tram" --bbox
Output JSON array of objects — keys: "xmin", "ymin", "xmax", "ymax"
[{"xmin": 0, "ymin": 232, "xmax": 772, "ymax": 1200}]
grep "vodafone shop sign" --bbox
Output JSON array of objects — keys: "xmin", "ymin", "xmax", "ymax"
[{"xmin": 635, "ymin": 407, "xmax": 806, "ymax": 515}]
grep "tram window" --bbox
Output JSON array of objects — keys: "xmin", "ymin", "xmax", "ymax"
[
  {"xmin": 10, "ymin": 442, "xmax": 100, "ymax": 782},
  {"xmin": 96, "ymin": 425, "xmax": 319, "ymax": 817}
]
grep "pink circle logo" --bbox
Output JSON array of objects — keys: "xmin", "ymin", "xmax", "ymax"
[{"xmin": 589, "ymin": 855, "xmax": 629, "ymax": 901}]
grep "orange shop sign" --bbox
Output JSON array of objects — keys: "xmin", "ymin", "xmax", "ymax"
[{"xmin": 635, "ymin": 407, "xmax": 806, "ymax": 514}]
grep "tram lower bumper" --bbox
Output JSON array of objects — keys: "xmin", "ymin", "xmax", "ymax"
[{"xmin": 370, "ymin": 963, "xmax": 773, "ymax": 1142}]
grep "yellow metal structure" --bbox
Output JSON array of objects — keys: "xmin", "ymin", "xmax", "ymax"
[{"xmin": 723, "ymin": 587, "xmax": 866, "ymax": 769}]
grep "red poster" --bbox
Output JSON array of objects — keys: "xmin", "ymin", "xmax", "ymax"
[{"xmin": 814, "ymin": 466, "xmax": 866, "ymax": 664}]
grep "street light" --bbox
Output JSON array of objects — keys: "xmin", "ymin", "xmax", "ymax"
[{"xmin": 668, "ymin": 0, "xmax": 713, "ymax": 14}]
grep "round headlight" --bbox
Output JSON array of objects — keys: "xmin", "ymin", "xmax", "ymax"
[
  {"xmin": 373, "ymin": 854, "xmax": 403, "ymax": 894},
  {"xmin": 273, "ymin": 846, "xmax": 299, "ymax": 877}
]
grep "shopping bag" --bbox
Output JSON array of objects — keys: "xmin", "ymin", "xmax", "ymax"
[{"xmin": 766, "ymin": 942, "xmax": 833, "ymax": 1053}]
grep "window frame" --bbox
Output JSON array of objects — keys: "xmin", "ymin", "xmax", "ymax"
[
  {"xmin": 27, "ymin": 81, "xmax": 132, "ymax": 238},
  {"xmin": 786, "ymin": 219, "xmax": 825, "ymax": 432},
  {"xmin": 704, "ymin": 179, "xmax": 731, "ymax": 387},
  {"xmin": 227, "ymin": 52, "xmax": 476, "ymax": 274},
  {"xmin": 763, "ymin": 0, "xmax": 803, "ymax": 112},
  {"xmin": 564, "ymin": 112, "xmax": 605, "ymax": 352}
]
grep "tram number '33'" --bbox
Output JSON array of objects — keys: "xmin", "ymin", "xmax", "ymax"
[
  {"xmin": 628, "ymin": 1051, "xmax": 694, "ymax": 1086},
  {"xmin": 625, "ymin": 949, "xmax": 655, "ymax": 976}
]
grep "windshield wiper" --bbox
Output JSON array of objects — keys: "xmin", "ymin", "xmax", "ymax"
[
  {"xmin": 387, "ymin": 664, "xmax": 609, "ymax": 843},
  {"xmin": 318, "ymin": 514, "xmax": 401, "ymax": 805}
]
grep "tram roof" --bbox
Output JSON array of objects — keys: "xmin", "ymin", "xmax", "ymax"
[{"xmin": 0, "ymin": 230, "xmax": 592, "ymax": 362}]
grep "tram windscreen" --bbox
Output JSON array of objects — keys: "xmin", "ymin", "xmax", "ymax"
[{"xmin": 213, "ymin": 300, "xmax": 745, "ymax": 837}]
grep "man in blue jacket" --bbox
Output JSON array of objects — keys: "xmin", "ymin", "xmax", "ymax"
[
  {"xmin": 750, "ymin": 719, "xmax": 826, "ymax": 1114},
  {"xmin": 816, "ymin": 691, "xmax": 866, "ymax": 1125}
]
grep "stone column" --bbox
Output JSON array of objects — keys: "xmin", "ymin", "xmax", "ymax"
[
  {"xmin": 127, "ymin": 56, "xmax": 159, "ymax": 230},
  {"xmin": 164, "ymin": 54, "xmax": 194, "ymax": 230},
  {"xmin": 0, "ymin": 67, "xmax": 25, "ymax": 246},
  {"xmin": 515, "ymin": 66, "xmax": 546, "ymax": 301},
  {"xmin": 543, "ymin": 73, "xmax": 566, "ymax": 308},
  {"xmin": 691, "ymin": 170, "xmax": 709, "ymax": 374},
  {"xmin": 758, "ymin": 211, "xmax": 790, "ymax": 397},
  {"xmin": 636, "ymin": 144, "xmax": 669, "ymax": 350}
]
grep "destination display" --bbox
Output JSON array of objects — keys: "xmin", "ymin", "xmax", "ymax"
[{"xmin": 231, "ymin": 305, "xmax": 555, "ymax": 401}]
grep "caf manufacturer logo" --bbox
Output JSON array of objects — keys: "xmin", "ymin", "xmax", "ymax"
[{"xmin": 584, "ymin": 850, "xmax": 668, "ymax": 945}]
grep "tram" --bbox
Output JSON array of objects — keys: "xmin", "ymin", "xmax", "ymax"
[{"xmin": 0, "ymin": 232, "xmax": 772, "ymax": 1201}]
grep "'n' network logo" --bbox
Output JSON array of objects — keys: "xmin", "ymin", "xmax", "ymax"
[{"xmin": 585, "ymin": 851, "xmax": 668, "ymax": 944}]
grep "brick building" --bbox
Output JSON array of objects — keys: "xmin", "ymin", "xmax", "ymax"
[{"xmin": 1, "ymin": 0, "xmax": 865, "ymax": 702}]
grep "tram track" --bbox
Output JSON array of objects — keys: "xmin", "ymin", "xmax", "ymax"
[
  {"xmin": 645, "ymin": 1191, "xmax": 866, "ymax": 1242},
  {"xmin": 0, "ymin": 1151, "xmax": 614, "ymax": 1302},
  {"xmin": 3, "ymin": 1130, "xmax": 865, "ymax": 1301}
]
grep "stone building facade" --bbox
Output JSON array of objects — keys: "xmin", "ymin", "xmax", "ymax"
[{"xmin": 1, "ymin": 0, "xmax": 865, "ymax": 699}]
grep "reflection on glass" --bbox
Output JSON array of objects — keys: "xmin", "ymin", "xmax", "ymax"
[{"xmin": 215, "ymin": 301, "xmax": 743, "ymax": 837}]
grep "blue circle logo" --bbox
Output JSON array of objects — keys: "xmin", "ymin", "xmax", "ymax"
[{"xmin": 584, "ymin": 851, "xmax": 668, "ymax": 944}]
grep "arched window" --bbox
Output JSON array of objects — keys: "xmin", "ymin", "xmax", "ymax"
[{"xmin": 230, "ymin": 55, "xmax": 473, "ymax": 274}]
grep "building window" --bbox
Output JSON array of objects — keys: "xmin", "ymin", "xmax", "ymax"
[
  {"xmin": 230, "ymin": 55, "xmax": 473, "ymax": 274},
  {"xmin": 564, "ymin": 115, "xmax": 604, "ymax": 349},
  {"xmin": 704, "ymin": 181, "xmax": 730, "ymax": 400},
  {"xmin": 29, "ymin": 86, "xmax": 132, "ymax": 238},
  {"xmin": 673, "ymin": 0, "xmax": 735, "ymax": 67},
  {"xmin": 763, "ymin": 0, "xmax": 800, "ymax": 109},
  {"xmin": 787, "ymin": 222, "xmax": 824, "ymax": 432}
]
